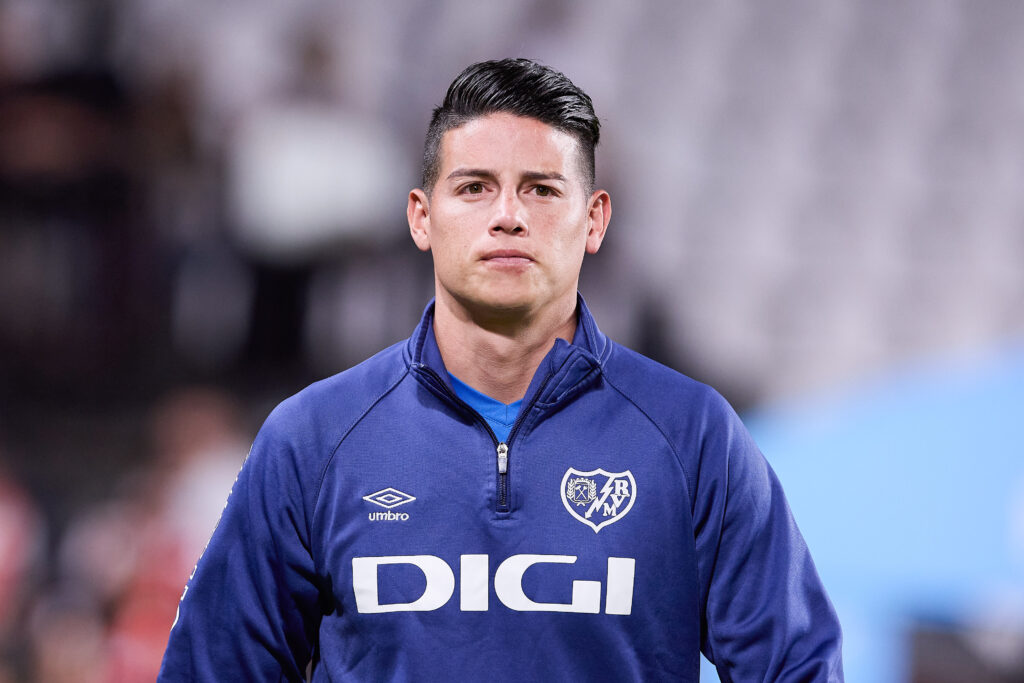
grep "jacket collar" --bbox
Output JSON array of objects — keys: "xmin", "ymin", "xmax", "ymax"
[{"xmin": 405, "ymin": 294, "xmax": 609, "ymax": 406}]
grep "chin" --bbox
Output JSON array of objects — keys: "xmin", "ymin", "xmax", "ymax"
[
  {"xmin": 476, "ymin": 297, "xmax": 534, "ymax": 314},
  {"xmin": 456, "ymin": 291, "xmax": 535, "ymax": 316}
]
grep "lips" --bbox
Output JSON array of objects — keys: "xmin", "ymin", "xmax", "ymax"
[{"xmin": 481, "ymin": 249, "xmax": 534, "ymax": 263}]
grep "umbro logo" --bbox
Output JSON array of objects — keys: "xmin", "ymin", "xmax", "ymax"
[
  {"xmin": 364, "ymin": 488, "xmax": 416, "ymax": 509},
  {"xmin": 363, "ymin": 487, "xmax": 415, "ymax": 521}
]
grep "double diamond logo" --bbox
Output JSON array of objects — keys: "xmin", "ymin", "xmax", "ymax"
[{"xmin": 363, "ymin": 487, "xmax": 416, "ymax": 509}]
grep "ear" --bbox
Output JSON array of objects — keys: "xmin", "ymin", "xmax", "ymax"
[
  {"xmin": 584, "ymin": 189, "xmax": 611, "ymax": 254},
  {"xmin": 408, "ymin": 188, "xmax": 431, "ymax": 252}
]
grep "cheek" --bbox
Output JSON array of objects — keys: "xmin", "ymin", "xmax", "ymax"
[
  {"xmin": 431, "ymin": 208, "xmax": 472, "ymax": 242},
  {"xmin": 426, "ymin": 217, "xmax": 457, "ymax": 250},
  {"xmin": 436, "ymin": 231, "xmax": 471, "ymax": 261},
  {"xmin": 429, "ymin": 228, "xmax": 470, "ymax": 271},
  {"xmin": 552, "ymin": 219, "xmax": 590, "ymax": 253}
]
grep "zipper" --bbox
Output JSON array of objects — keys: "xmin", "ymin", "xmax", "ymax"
[
  {"xmin": 497, "ymin": 443, "xmax": 508, "ymax": 474},
  {"xmin": 495, "ymin": 442, "xmax": 509, "ymax": 510},
  {"xmin": 494, "ymin": 373, "xmax": 553, "ymax": 512},
  {"xmin": 415, "ymin": 363, "xmax": 553, "ymax": 514}
]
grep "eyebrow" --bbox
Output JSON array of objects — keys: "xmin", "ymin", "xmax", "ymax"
[
  {"xmin": 522, "ymin": 171, "xmax": 568, "ymax": 183},
  {"xmin": 445, "ymin": 168, "xmax": 568, "ymax": 183},
  {"xmin": 445, "ymin": 168, "xmax": 496, "ymax": 181}
]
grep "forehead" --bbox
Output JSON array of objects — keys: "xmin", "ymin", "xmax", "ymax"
[{"xmin": 438, "ymin": 113, "xmax": 582, "ymax": 179}]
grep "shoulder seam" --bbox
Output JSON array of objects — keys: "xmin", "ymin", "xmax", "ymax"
[
  {"xmin": 311, "ymin": 365, "xmax": 411, "ymax": 514},
  {"xmin": 602, "ymin": 367, "xmax": 717, "ymax": 667},
  {"xmin": 599, "ymin": 372, "xmax": 696, "ymax": 509}
]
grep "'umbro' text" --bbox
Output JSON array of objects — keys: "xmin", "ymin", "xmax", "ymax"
[{"xmin": 368, "ymin": 511, "xmax": 409, "ymax": 521}]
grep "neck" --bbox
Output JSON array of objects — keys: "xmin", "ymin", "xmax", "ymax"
[{"xmin": 433, "ymin": 293, "xmax": 577, "ymax": 405}]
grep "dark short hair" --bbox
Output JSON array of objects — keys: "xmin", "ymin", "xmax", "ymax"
[{"xmin": 422, "ymin": 58, "xmax": 600, "ymax": 193}]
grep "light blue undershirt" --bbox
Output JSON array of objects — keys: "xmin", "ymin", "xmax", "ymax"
[{"xmin": 448, "ymin": 373, "xmax": 522, "ymax": 443}]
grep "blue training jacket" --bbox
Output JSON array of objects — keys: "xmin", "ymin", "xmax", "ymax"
[{"xmin": 159, "ymin": 297, "xmax": 843, "ymax": 682}]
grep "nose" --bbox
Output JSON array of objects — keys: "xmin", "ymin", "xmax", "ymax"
[{"xmin": 490, "ymin": 189, "xmax": 527, "ymax": 235}]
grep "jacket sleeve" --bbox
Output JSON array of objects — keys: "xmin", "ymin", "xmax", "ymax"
[
  {"xmin": 158, "ymin": 404, "xmax": 322, "ymax": 681},
  {"xmin": 692, "ymin": 393, "xmax": 843, "ymax": 682}
]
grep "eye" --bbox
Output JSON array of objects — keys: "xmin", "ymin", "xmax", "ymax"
[
  {"xmin": 462, "ymin": 182, "xmax": 484, "ymax": 194},
  {"xmin": 533, "ymin": 185, "xmax": 554, "ymax": 197}
]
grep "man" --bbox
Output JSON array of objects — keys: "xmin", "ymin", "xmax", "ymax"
[{"xmin": 159, "ymin": 58, "xmax": 843, "ymax": 681}]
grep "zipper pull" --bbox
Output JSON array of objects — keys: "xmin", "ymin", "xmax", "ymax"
[{"xmin": 497, "ymin": 443, "xmax": 508, "ymax": 474}]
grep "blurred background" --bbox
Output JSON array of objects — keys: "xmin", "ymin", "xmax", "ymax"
[{"xmin": 0, "ymin": 0, "xmax": 1021, "ymax": 681}]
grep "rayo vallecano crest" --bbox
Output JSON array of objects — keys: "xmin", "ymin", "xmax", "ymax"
[{"xmin": 560, "ymin": 468, "xmax": 636, "ymax": 533}]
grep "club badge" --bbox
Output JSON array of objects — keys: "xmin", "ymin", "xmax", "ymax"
[{"xmin": 560, "ymin": 468, "xmax": 636, "ymax": 533}]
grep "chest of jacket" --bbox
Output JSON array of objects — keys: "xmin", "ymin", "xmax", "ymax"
[{"xmin": 310, "ymin": 380, "xmax": 700, "ymax": 633}]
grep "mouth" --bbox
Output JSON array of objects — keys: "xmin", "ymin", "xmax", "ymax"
[{"xmin": 480, "ymin": 250, "xmax": 534, "ymax": 266}]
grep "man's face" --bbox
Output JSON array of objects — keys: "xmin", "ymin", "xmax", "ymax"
[{"xmin": 408, "ymin": 113, "xmax": 610, "ymax": 321}]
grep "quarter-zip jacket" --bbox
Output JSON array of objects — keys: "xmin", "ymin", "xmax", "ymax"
[{"xmin": 159, "ymin": 297, "xmax": 843, "ymax": 682}]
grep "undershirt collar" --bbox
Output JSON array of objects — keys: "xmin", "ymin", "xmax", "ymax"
[{"xmin": 448, "ymin": 373, "xmax": 522, "ymax": 443}]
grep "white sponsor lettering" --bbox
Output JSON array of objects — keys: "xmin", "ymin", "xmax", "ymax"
[
  {"xmin": 460, "ymin": 555, "xmax": 488, "ymax": 611},
  {"xmin": 352, "ymin": 555, "xmax": 454, "ymax": 613},
  {"xmin": 351, "ymin": 554, "xmax": 635, "ymax": 615},
  {"xmin": 495, "ymin": 554, "xmax": 600, "ymax": 613},
  {"xmin": 604, "ymin": 557, "xmax": 635, "ymax": 615}
]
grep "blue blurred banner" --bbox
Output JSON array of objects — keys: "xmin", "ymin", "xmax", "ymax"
[{"xmin": 744, "ymin": 346, "xmax": 1024, "ymax": 682}]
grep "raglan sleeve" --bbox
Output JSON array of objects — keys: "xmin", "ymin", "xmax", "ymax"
[
  {"xmin": 157, "ymin": 401, "xmax": 322, "ymax": 682},
  {"xmin": 692, "ymin": 391, "xmax": 843, "ymax": 682}
]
